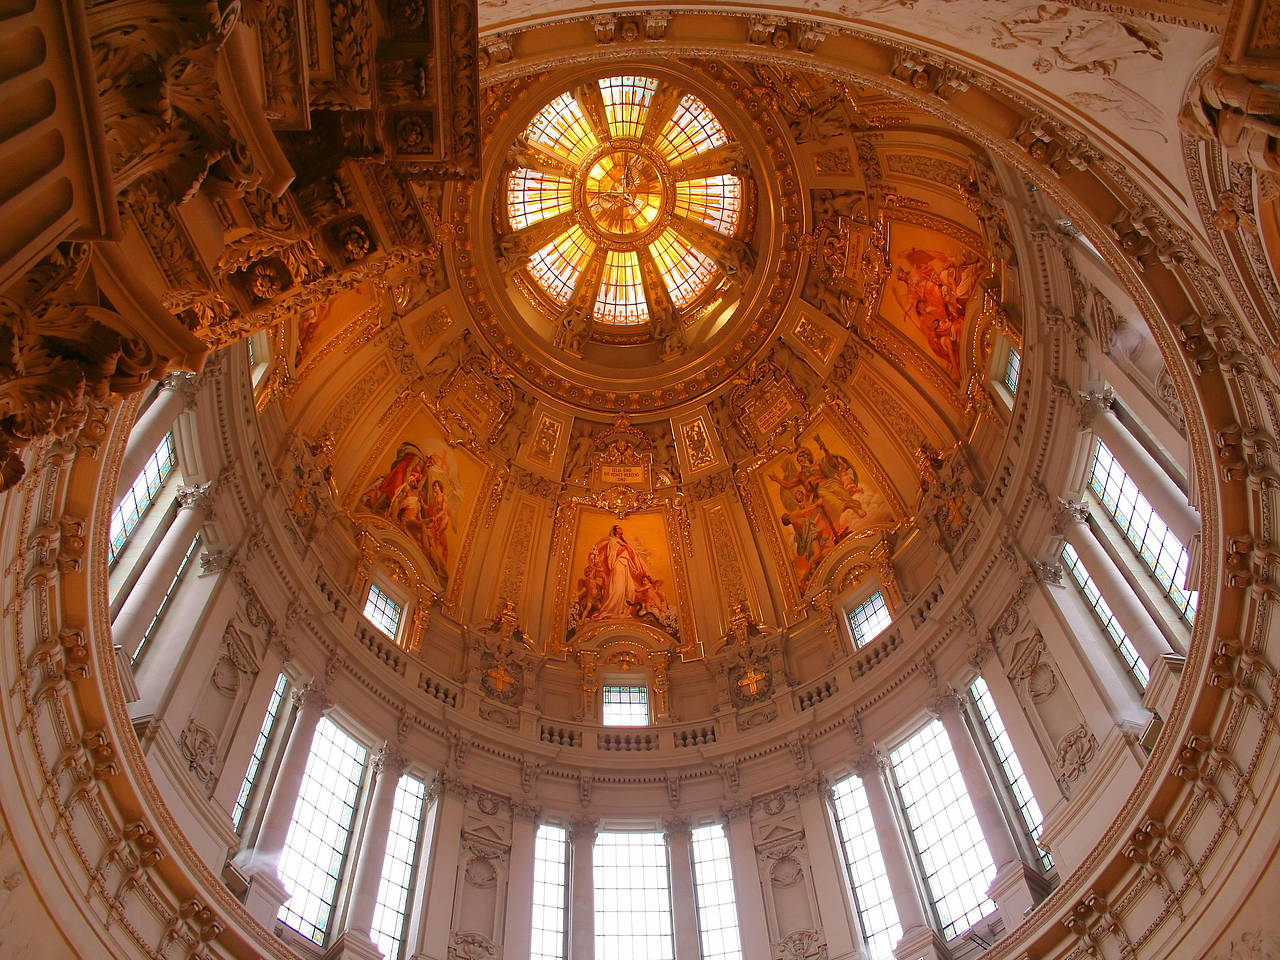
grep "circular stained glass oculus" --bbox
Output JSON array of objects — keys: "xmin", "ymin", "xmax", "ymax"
[{"xmin": 503, "ymin": 76, "xmax": 747, "ymax": 329}]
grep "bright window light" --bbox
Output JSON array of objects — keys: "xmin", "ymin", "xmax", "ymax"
[
  {"xmin": 691, "ymin": 824, "xmax": 743, "ymax": 960},
  {"xmin": 969, "ymin": 677, "xmax": 1052, "ymax": 869},
  {"xmin": 277, "ymin": 717, "xmax": 367, "ymax": 943},
  {"xmin": 370, "ymin": 774, "xmax": 428, "ymax": 960},
  {"xmin": 831, "ymin": 775, "xmax": 901, "ymax": 960},
  {"xmin": 109, "ymin": 431, "xmax": 177, "ymax": 564},
  {"xmin": 364, "ymin": 583, "xmax": 403, "ymax": 639},
  {"xmin": 601, "ymin": 685, "xmax": 649, "ymax": 726},
  {"xmin": 1088, "ymin": 439, "xmax": 1197, "ymax": 623},
  {"xmin": 594, "ymin": 831, "xmax": 675, "ymax": 960},
  {"xmin": 1003, "ymin": 347, "xmax": 1021, "ymax": 394},
  {"xmin": 532, "ymin": 824, "xmax": 569, "ymax": 960},
  {"xmin": 1061, "ymin": 542, "xmax": 1150, "ymax": 688},
  {"xmin": 890, "ymin": 720, "xmax": 996, "ymax": 938},
  {"xmin": 133, "ymin": 532, "xmax": 201, "ymax": 664},
  {"xmin": 232, "ymin": 672, "xmax": 288, "ymax": 830},
  {"xmin": 848, "ymin": 591, "xmax": 892, "ymax": 648}
]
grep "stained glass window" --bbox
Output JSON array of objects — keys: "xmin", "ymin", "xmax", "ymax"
[
  {"xmin": 599, "ymin": 76, "xmax": 659, "ymax": 139},
  {"xmin": 672, "ymin": 176, "xmax": 742, "ymax": 235},
  {"xmin": 525, "ymin": 91, "xmax": 600, "ymax": 162},
  {"xmin": 648, "ymin": 229, "xmax": 719, "ymax": 307},
  {"xmin": 134, "ymin": 532, "xmax": 201, "ymax": 664},
  {"xmin": 504, "ymin": 77, "xmax": 747, "ymax": 332},
  {"xmin": 1003, "ymin": 347, "xmax": 1021, "ymax": 394},
  {"xmin": 653, "ymin": 95, "xmax": 729, "ymax": 164},
  {"xmin": 364, "ymin": 584, "xmax": 403, "ymax": 640},
  {"xmin": 848, "ymin": 591, "xmax": 892, "ymax": 649},
  {"xmin": 507, "ymin": 169, "xmax": 573, "ymax": 229},
  {"xmin": 595, "ymin": 250, "xmax": 647, "ymax": 324},
  {"xmin": 602, "ymin": 685, "xmax": 649, "ymax": 726}
]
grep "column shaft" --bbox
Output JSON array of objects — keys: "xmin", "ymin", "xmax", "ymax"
[
  {"xmin": 238, "ymin": 685, "xmax": 326, "ymax": 927},
  {"xmin": 113, "ymin": 491, "xmax": 207, "ymax": 659},
  {"xmin": 1064, "ymin": 519, "xmax": 1171, "ymax": 671},
  {"xmin": 116, "ymin": 376, "xmax": 191, "ymax": 499},
  {"xmin": 796, "ymin": 784, "xmax": 860, "ymax": 960},
  {"xmin": 725, "ymin": 811, "xmax": 771, "ymax": 960},
  {"xmin": 346, "ymin": 748, "xmax": 405, "ymax": 936},
  {"xmin": 855, "ymin": 757, "xmax": 928, "ymax": 933},
  {"xmin": 502, "ymin": 811, "xmax": 539, "ymax": 960},
  {"xmin": 665, "ymin": 823, "xmax": 701, "ymax": 960},
  {"xmin": 570, "ymin": 820, "xmax": 596, "ymax": 960},
  {"xmin": 211, "ymin": 642, "xmax": 287, "ymax": 815},
  {"xmin": 932, "ymin": 696, "xmax": 1018, "ymax": 869},
  {"xmin": 417, "ymin": 780, "xmax": 466, "ymax": 960}
]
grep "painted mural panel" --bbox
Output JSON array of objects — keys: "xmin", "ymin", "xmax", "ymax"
[
  {"xmin": 355, "ymin": 411, "xmax": 485, "ymax": 590},
  {"xmin": 567, "ymin": 508, "xmax": 681, "ymax": 642},
  {"xmin": 763, "ymin": 419, "xmax": 893, "ymax": 593},
  {"xmin": 881, "ymin": 221, "xmax": 986, "ymax": 383}
]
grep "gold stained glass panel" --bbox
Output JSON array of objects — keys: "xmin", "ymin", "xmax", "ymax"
[
  {"xmin": 527, "ymin": 225, "xmax": 595, "ymax": 305},
  {"xmin": 525, "ymin": 91, "xmax": 601, "ymax": 162},
  {"xmin": 653, "ymin": 95, "xmax": 728, "ymax": 165},
  {"xmin": 673, "ymin": 176, "xmax": 742, "ymax": 236},
  {"xmin": 599, "ymin": 76, "xmax": 658, "ymax": 140},
  {"xmin": 505, "ymin": 78, "xmax": 749, "ymax": 334},
  {"xmin": 648, "ymin": 229, "xmax": 720, "ymax": 307},
  {"xmin": 594, "ymin": 250, "xmax": 648, "ymax": 324},
  {"xmin": 507, "ymin": 169, "xmax": 573, "ymax": 230}
]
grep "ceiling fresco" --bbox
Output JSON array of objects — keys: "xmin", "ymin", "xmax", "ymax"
[{"xmin": 263, "ymin": 48, "xmax": 1058, "ymax": 660}]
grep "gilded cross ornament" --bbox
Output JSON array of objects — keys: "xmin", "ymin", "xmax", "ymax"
[
  {"xmin": 738, "ymin": 665, "xmax": 768, "ymax": 696},
  {"xmin": 485, "ymin": 663, "xmax": 516, "ymax": 692}
]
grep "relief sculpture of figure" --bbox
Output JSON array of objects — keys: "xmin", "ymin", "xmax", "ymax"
[{"xmin": 1179, "ymin": 67, "xmax": 1280, "ymax": 178}]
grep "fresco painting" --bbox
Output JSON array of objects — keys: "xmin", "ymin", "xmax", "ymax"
[
  {"xmin": 763, "ymin": 420, "xmax": 893, "ymax": 593},
  {"xmin": 567, "ymin": 508, "xmax": 681, "ymax": 641},
  {"xmin": 883, "ymin": 222, "xmax": 987, "ymax": 383},
  {"xmin": 356, "ymin": 413, "xmax": 483, "ymax": 589}
]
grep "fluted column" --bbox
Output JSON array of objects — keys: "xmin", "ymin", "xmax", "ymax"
[
  {"xmin": 665, "ymin": 819, "xmax": 701, "ymax": 960},
  {"xmin": 795, "ymin": 774, "xmax": 860, "ymax": 960},
  {"xmin": 1082, "ymin": 391, "xmax": 1198, "ymax": 548},
  {"xmin": 502, "ymin": 803, "xmax": 540, "ymax": 960},
  {"xmin": 237, "ymin": 682, "xmax": 328, "ymax": 928},
  {"xmin": 1060, "ymin": 502, "xmax": 1172, "ymax": 673},
  {"xmin": 724, "ymin": 804, "xmax": 771, "ymax": 960},
  {"xmin": 852, "ymin": 752, "xmax": 948, "ymax": 960},
  {"xmin": 930, "ymin": 691, "xmax": 1046, "ymax": 930},
  {"xmin": 116, "ymin": 372, "xmax": 196, "ymax": 499},
  {"xmin": 570, "ymin": 818, "xmax": 597, "ymax": 960},
  {"xmin": 113, "ymin": 483, "xmax": 211, "ymax": 660},
  {"xmin": 327, "ymin": 745, "xmax": 407, "ymax": 960}
]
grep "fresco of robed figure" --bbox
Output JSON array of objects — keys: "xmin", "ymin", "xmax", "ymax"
[
  {"xmin": 358, "ymin": 440, "xmax": 463, "ymax": 588},
  {"xmin": 567, "ymin": 510, "xmax": 681, "ymax": 641}
]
